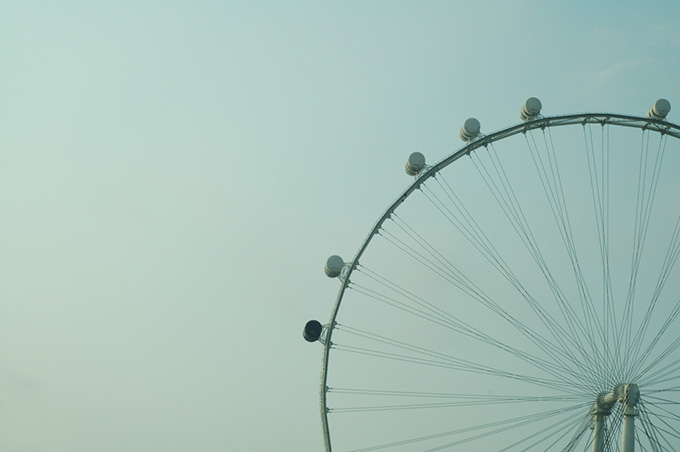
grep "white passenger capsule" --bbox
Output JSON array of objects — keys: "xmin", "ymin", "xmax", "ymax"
[
  {"xmin": 325, "ymin": 255, "xmax": 345, "ymax": 278},
  {"xmin": 648, "ymin": 99, "xmax": 671, "ymax": 120},
  {"xmin": 405, "ymin": 152, "xmax": 426, "ymax": 176},
  {"xmin": 520, "ymin": 97, "xmax": 542, "ymax": 121},
  {"xmin": 459, "ymin": 118, "xmax": 481, "ymax": 142}
]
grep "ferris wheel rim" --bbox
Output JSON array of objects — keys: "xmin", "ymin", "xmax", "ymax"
[{"xmin": 318, "ymin": 111, "xmax": 680, "ymax": 452}]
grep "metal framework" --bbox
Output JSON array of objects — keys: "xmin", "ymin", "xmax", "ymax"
[
  {"xmin": 590, "ymin": 384, "xmax": 640, "ymax": 452},
  {"xmin": 317, "ymin": 112, "xmax": 680, "ymax": 452}
]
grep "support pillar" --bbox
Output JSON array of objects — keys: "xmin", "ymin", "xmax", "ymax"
[
  {"xmin": 591, "ymin": 413, "xmax": 605, "ymax": 452},
  {"xmin": 620, "ymin": 384, "xmax": 640, "ymax": 452},
  {"xmin": 621, "ymin": 404, "xmax": 638, "ymax": 452}
]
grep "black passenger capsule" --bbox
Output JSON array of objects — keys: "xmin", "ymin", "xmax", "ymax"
[{"xmin": 303, "ymin": 320, "xmax": 323, "ymax": 342}]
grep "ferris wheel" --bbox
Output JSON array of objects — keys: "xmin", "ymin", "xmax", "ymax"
[{"xmin": 304, "ymin": 98, "xmax": 680, "ymax": 452}]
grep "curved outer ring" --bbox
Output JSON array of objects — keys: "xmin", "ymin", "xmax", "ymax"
[{"xmin": 318, "ymin": 113, "xmax": 680, "ymax": 452}]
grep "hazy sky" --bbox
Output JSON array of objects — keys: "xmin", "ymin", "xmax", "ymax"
[{"xmin": 1, "ymin": 2, "xmax": 679, "ymax": 451}]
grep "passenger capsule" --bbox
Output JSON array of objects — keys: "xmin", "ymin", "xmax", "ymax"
[
  {"xmin": 648, "ymin": 99, "xmax": 671, "ymax": 120},
  {"xmin": 325, "ymin": 255, "xmax": 345, "ymax": 278},
  {"xmin": 520, "ymin": 97, "xmax": 542, "ymax": 121},
  {"xmin": 303, "ymin": 320, "xmax": 323, "ymax": 342},
  {"xmin": 405, "ymin": 152, "xmax": 426, "ymax": 176},
  {"xmin": 459, "ymin": 118, "xmax": 481, "ymax": 142}
]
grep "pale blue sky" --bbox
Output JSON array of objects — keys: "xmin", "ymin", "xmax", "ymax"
[{"xmin": 1, "ymin": 2, "xmax": 679, "ymax": 451}]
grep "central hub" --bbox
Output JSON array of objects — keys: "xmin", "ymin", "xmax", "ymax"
[{"xmin": 591, "ymin": 383, "xmax": 640, "ymax": 416}]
